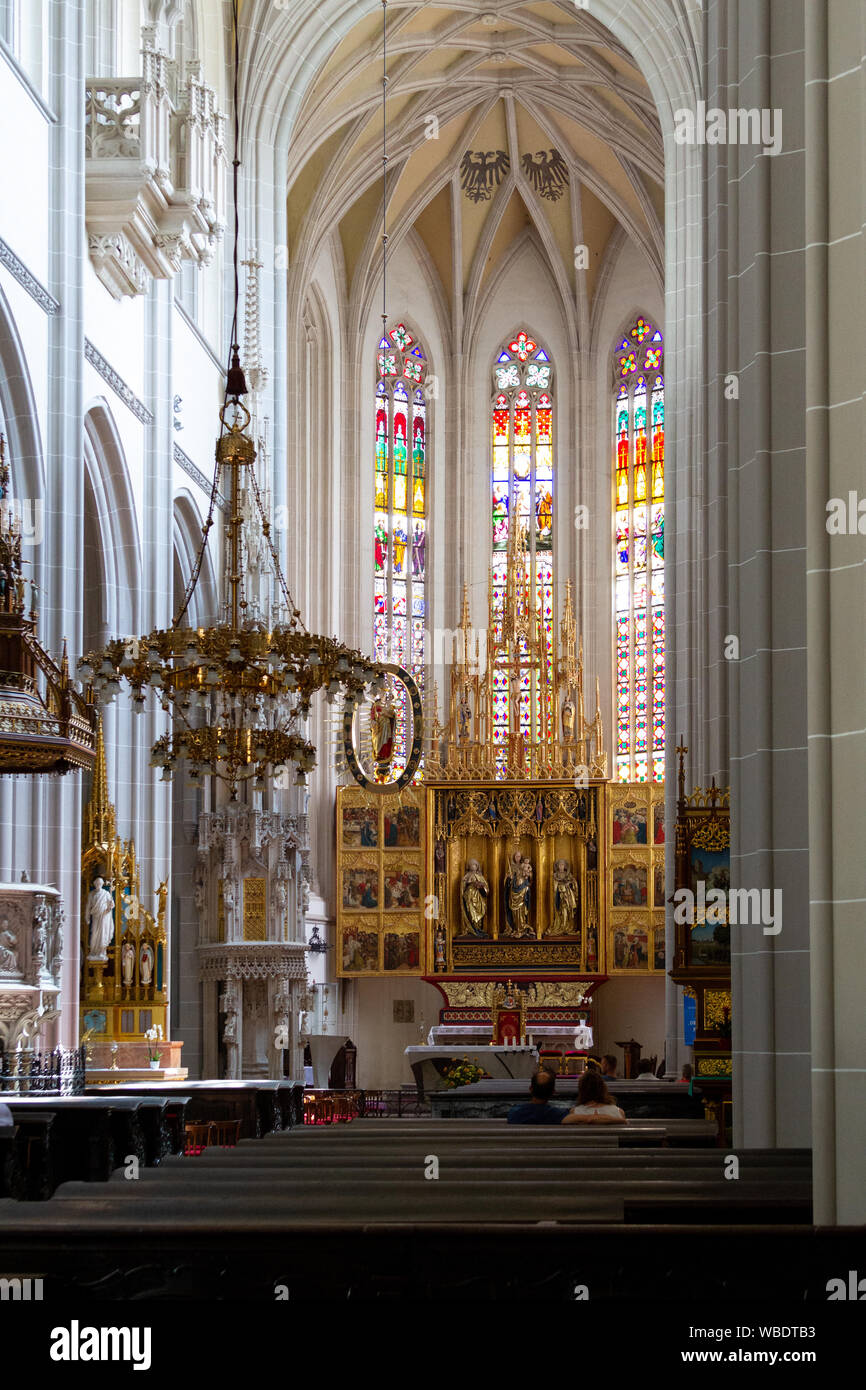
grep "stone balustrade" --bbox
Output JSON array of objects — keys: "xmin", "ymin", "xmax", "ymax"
[{"xmin": 85, "ymin": 37, "xmax": 226, "ymax": 299}]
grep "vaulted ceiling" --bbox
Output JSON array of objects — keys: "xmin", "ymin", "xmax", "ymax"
[{"xmin": 286, "ymin": 2, "xmax": 664, "ymax": 330}]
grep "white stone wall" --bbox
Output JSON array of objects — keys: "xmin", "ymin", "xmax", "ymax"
[{"xmin": 0, "ymin": 0, "xmax": 226, "ymax": 1056}]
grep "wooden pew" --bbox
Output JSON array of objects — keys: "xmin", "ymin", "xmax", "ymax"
[
  {"xmin": 8, "ymin": 1184, "xmax": 627, "ymax": 1225},
  {"xmin": 4, "ymin": 1095, "xmax": 179, "ymax": 1196},
  {"xmin": 8, "ymin": 1110, "xmax": 54, "ymax": 1200},
  {"xmin": 39, "ymin": 1169, "xmax": 810, "ymax": 1226},
  {"xmin": 42, "ymin": 1129, "xmax": 810, "ymax": 1226},
  {"xmin": 87, "ymin": 1080, "xmax": 303, "ymax": 1139},
  {"xmin": 169, "ymin": 1146, "xmax": 810, "ymax": 1175}
]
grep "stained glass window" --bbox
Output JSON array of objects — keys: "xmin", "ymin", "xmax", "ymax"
[
  {"xmin": 490, "ymin": 332, "xmax": 555, "ymax": 769},
  {"xmin": 374, "ymin": 324, "xmax": 428, "ymax": 773},
  {"xmin": 613, "ymin": 318, "xmax": 664, "ymax": 782}
]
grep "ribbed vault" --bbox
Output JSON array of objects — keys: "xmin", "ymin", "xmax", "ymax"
[{"xmin": 279, "ymin": 1, "xmax": 665, "ymax": 343}]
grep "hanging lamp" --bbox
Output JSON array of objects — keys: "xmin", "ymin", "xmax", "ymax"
[{"xmin": 78, "ymin": 1, "xmax": 384, "ymax": 799}]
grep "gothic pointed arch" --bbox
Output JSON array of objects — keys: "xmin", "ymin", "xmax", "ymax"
[
  {"xmin": 173, "ymin": 489, "xmax": 217, "ymax": 629},
  {"xmin": 0, "ymin": 282, "xmax": 44, "ymax": 504},
  {"xmin": 82, "ymin": 401, "xmax": 141, "ymax": 647}
]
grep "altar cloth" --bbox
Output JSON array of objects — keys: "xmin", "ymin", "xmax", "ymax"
[{"xmin": 405, "ymin": 1043, "xmax": 539, "ymax": 1093}]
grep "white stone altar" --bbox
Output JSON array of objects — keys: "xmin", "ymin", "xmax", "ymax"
[
  {"xmin": 405, "ymin": 1043, "xmax": 539, "ymax": 1093},
  {"xmin": 427, "ymin": 1023, "xmax": 593, "ymax": 1051}
]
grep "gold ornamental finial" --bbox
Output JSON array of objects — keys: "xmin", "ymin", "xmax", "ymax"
[
  {"xmin": 459, "ymin": 584, "xmax": 472, "ymax": 667},
  {"xmin": 94, "ymin": 717, "xmax": 108, "ymax": 808},
  {"xmin": 594, "ymin": 675, "xmax": 603, "ymax": 758},
  {"xmin": 84, "ymin": 716, "xmax": 116, "ymax": 850}
]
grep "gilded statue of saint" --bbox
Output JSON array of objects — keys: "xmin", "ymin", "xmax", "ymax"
[
  {"xmin": 369, "ymin": 695, "xmax": 397, "ymax": 775},
  {"xmin": 550, "ymin": 858, "xmax": 580, "ymax": 937},
  {"xmin": 503, "ymin": 851, "xmax": 533, "ymax": 937},
  {"xmin": 460, "ymin": 860, "xmax": 489, "ymax": 936},
  {"xmin": 561, "ymin": 694, "xmax": 576, "ymax": 743}
]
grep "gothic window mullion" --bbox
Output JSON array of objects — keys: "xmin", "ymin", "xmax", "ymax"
[
  {"xmin": 390, "ymin": 388, "xmax": 395, "ymax": 663},
  {"xmin": 490, "ymin": 330, "xmax": 554, "ymax": 763},
  {"xmin": 374, "ymin": 323, "xmax": 428, "ymax": 775},
  {"xmin": 629, "ymin": 385, "xmax": 636, "ymax": 779},
  {"xmin": 613, "ymin": 317, "xmax": 664, "ymax": 783}
]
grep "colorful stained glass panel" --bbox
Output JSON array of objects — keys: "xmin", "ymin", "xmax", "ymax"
[
  {"xmin": 614, "ymin": 320, "xmax": 664, "ymax": 781},
  {"xmin": 374, "ymin": 326, "xmax": 429, "ymax": 774}
]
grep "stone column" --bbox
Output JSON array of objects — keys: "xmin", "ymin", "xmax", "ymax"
[
  {"xmin": 657, "ymin": 61, "xmax": 706, "ymax": 1089},
  {"xmin": 805, "ymin": 0, "xmax": 866, "ymax": 1224},
  {"xmin": 42, "ymin": 0, "xmax": 86, "ymax": 1049},
  {"xmin": 703, "ymin": 0, "xmax": 810, "ymax": 1146}
]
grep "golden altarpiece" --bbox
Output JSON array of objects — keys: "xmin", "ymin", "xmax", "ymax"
[
  {"xmin": 79, "ymin": 722, "xmax": 179, "ymax": 1073},
  {"xmin": 670, "ymin": 746, "xmax": 731, "ymax": 1129},
  {"xmin": 337, "ymin": 527, "xmax": 664, "ymax": 1038}
]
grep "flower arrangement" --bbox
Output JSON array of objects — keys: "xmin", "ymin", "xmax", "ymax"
[
  {"xmin": 441, "ymin": 1057, "xmax": 486, "ymax": 1089},
  {"xmin": 144, "ymin": 1023, "xmax": 163, "ymax": 1065}
]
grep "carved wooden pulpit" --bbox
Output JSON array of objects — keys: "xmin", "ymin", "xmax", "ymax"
[{"xmin": 491, "ymin": 980, "xmax": 526, "ymax": 1044}]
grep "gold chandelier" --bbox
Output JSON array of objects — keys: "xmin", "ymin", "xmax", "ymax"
[
  {"xmin": 78, "ymin": 2, "xmax": 386, "ymax": 800},
  {"xmin": 79, "ymin": 397, "xmax": 384, "ymax": 798}
]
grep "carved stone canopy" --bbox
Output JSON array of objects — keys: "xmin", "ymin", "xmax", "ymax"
[
  {"xmin": 198, "ymin": 942, "xmax": 307, "ymax": 982},
  {"xmin": 199, "ymin": 808, "xmax": 306, "ymax": 856}
]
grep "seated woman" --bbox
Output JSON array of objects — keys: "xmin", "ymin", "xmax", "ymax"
[{"xmin": 561, "ymin": 1068, "xmax": 627, "ymax": 1125}]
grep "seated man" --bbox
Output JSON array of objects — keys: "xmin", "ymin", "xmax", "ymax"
[
  {"xmin": 636, "ymin": 1058, "xmax": 662, "ymax": 1080},
  {"xmin": 562, "ymin": 1069, "xmax": 627, "ymax": 1125},
  {"xmin": 600, "ymin": 1054, "xmax": 619, "ymax": 1080},
  {"xmin": 507, "ymin": 1067, "xmax": 567, "ymax": 1125}
]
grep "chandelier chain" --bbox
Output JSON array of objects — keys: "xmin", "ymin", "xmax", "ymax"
[{"xmin": 381, "ymin": 0, "xmax": 388, "ymax": 332}]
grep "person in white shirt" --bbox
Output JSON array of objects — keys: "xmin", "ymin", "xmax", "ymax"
[
  {"xmin": 636, "ymin": 1059, "xmax": 663, "ymax": 1080},
  {"xmin": 562, "ymin": 1069, "xmax": 627, "ymax": 1125}
]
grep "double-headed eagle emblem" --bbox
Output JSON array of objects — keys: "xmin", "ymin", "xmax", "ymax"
[
  {"xmin": 521, "ymin": 149, "xmax": 569, "ymax": 202},
  {"xmin": 460, "ymin": 149, "xmax": 510, "ymax": 203}
]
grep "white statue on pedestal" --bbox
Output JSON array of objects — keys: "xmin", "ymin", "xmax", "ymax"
[
  {"xmin": 49, "ymin": 902, "xmax": 64, "ymax": 981},
  {"xmin": 86, "ymin": 877, "xmax": 115, "ymax": 960},
  {"xmin": 220, "ymin": 981, "xmax": 240, "ymax": 1079},
  {"xmin": 121, "ymin": 938, "xmax": 135, "ymax": 987},
  {"xmin": 31, "ymin": 894, "xmax": 49, "ymax": 968},
  {"xmin": 222, "ymin": 878, "xmax": 237, "ymax": 938},
  {"xmin": 139, "ymin": 940, "xmax": 154, "ymax": 986},
  {"xmin": 0, "ymin": 916, "xmax": 19, "ymax": 973},
  {"xmin": 272, "ymin": 879, "xmax": 288, "ymax": 936}
]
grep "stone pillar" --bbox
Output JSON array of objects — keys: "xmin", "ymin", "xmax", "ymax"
[
  {"xmin": 804, "ymin": 0, "xmax": 866, "ymax": 1224},
  {"xmin": 701, "ymin": 0, "xmax": 810, "ymax": 1146},
  {"xmin": 658, "ymin": 63, "xmax": 706, "ymax": 1090},
  {"xmin": 138, "ymin": 277, "xmax": 174, "ymax": 894},
  {"xmin": 43, "ymin": 0, "xmax": 86, "ymax": 1050}
]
